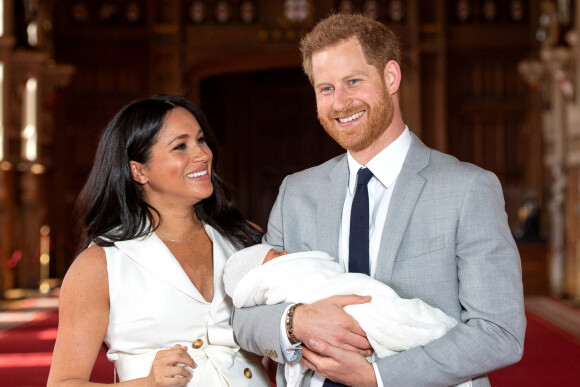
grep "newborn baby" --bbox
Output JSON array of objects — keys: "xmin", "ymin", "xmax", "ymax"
[{"xmin": 224, "ymin": 244, "xmax": 461, "ymax": 387}]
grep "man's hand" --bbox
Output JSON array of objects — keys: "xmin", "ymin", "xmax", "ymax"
[
  {"xmin": 293, "ymin": 295, "xmax": 372, "ymax": 356},
  {"xmin": 301, "ymin": 338, "xmax": 377, "ymax": 387}
]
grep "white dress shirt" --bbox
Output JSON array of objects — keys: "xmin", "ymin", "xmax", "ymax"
[{"xmin": 282, "ymin": 127, "xmax": 412, "ymax": 387}]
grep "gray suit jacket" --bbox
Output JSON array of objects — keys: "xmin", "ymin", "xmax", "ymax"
[{"xmin": 233, "ymin": 133, "xmax": 526, "ymax": 386}]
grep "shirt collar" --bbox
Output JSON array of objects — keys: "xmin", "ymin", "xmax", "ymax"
[{"xmin": 347, "ymin": 126, "xmax": 411, "ymax": 195}]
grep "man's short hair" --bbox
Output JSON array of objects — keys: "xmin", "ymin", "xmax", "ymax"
[{"xmin": 299, "ymin": 13, "xmax": 402, "ymax": 84}]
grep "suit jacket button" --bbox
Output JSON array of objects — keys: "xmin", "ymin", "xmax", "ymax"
[
  {"xmin": 192, "ymin": 339, "xmax": 203, "ymax": 349},
  {"xmin": 244, "ymin": 368, "xmax": 252, "ymax": 379}
]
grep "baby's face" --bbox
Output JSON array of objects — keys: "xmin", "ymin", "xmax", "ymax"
[{"xmin": 263, "ymin": 248, "xmax": 288, "ymax": 263}]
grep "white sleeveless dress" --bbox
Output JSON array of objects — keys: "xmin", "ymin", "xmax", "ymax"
[{"xmin": 103, "ymin": 224, "xmax": 269, "ymax": 386}]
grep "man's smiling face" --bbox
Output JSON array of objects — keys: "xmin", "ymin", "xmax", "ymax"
[{"xmin": 312, "ymin": 37, "xmax": 394, "ymax": 153}]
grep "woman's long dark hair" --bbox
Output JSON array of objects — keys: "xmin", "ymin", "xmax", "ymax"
[{"xmin": 76, "ymin": 94, "xmax": 262, "ymax": 251}]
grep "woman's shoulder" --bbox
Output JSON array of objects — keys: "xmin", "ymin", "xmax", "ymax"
[
  {"xmin": 59, "ymin": 245, "xmax": 109, "ymax": 316},
  {"xmin": 75, "ymin": 244, "xmax": 107, "ymax": 265},
  {"xmin": 63, "ymin": 245, "xmax": 108, "ymax": 288}
]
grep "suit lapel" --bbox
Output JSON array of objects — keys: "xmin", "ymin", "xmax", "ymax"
[
  {"xmin": 375, "ymin": 133, "xmax": 430, "ymax": 282},
  {"xmin": 115, "ymin": 232, "xmax": 207, "ymax": 303},
  {"xmin": 317, "ymin": 155, "xmax": 348, "ymax": 260}
]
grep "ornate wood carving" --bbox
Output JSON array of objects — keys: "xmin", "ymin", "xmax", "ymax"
[{"xmin": 518, "ymin": 0, "xmax": 580, "ymax": 301}]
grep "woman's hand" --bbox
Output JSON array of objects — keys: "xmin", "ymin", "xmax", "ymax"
[{"xmin": 146, "ymin": 345, "xmax": 197, "ymax": 386}]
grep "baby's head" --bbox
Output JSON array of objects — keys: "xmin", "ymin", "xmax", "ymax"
[
  {"xmin": 263, "ymin": 248, "xmax": 288, "ymax": 263},
  {"xmin": 225, "ymin": 243, "xmax": 282, "ymax": 298}
]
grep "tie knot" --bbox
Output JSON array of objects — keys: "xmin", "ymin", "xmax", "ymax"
[{"xmin": 356, "ymin": 168, "xmax": 373, "ymax": 186}]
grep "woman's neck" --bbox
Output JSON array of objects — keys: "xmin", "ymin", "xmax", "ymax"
[{"xmin": 153, "ymin": 209, "xmax": 203, "ymax": 242}]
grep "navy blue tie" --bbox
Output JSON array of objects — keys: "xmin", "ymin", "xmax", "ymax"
[
  {"xmin": 348, "ymin": 167, "xmax": 373, "ymax": 275},
  {"xmin": 322, "ymin": 168, "xmax": 373, "ymax": 387}
]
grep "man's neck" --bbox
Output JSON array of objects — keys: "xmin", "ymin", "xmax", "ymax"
[{"xmin": 349, "ymin": 119, "xmax": 406, "ymax": 165}]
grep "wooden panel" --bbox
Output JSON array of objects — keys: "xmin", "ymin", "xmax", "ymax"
[
  {"xmin": 447, "ymin": 49, "xmax": 530, "ymax": 185},
  {"xmin": 200, "ymin": 67, "xmax": 343, "ymax": 228},
  {"xmin": 565, "ymin": 169, "xmax": 580, "ymax": 299},
  {"xmin": 518, "ymin": 243, "xmax": 549, "ymax": 296}
]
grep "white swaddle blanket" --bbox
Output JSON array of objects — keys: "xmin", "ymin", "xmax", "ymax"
[{"xmin": 224, "ymin": 247, "xmax": 459, "ymax": 387}]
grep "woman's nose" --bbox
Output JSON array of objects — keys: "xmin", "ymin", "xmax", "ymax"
[{"xmin": 192, "ymin": 143, "xmax": 212, "ymax": 162}]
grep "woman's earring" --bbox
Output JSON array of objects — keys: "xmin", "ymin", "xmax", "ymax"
[{"xmin": 141, "ymin": 179, "xmax": 147, "ymax": 184}]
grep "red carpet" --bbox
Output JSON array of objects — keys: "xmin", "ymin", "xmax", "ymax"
[
  {"xmin": 0, "ymin": 310, "xmax": 113, "ymax": 386},
  {"xmin": 488, "ymin": 310, "xmax": 580, "ymax": 386},
  {"xmin": 0, "ymin": 304, "xmax": 579, "ymax": 386}
]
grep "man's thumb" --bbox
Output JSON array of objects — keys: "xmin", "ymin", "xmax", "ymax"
[{"xmin": 336, "ymin": 294, "xmax": 371, "ymax": 307}]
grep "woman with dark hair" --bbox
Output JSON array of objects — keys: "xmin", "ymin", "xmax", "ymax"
[{"xmin": 48, "ymin": 95, "xmax": 269, "ymax": 386}]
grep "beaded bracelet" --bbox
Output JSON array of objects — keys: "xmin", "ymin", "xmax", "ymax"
[{"xmin": 286, "ymin": 303, "xmax": 303, "ymax": 345}]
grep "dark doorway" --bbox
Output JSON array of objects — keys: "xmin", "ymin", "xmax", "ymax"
[{"xmin": 201, "ymin": 67, "xmax": 344, "ymax": 229}]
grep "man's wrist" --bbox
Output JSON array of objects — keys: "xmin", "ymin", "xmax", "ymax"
[
  {"xmin": 286, "ymin": 303, "xmax": 303, "ymax": 344},
  {"xmin": 278, "ymin": 304, "xmax": 302, "ymax": 362}
]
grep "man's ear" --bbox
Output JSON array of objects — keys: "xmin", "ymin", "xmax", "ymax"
[
  {"xmin": 383, "ymin": 60, "xmax": 401, "ymax": 95},
  {"xmin": 130, "ymin": 161, "xmax": 148, "ymax": 184}
]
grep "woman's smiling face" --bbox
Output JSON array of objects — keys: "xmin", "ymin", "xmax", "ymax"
[{"xmin": 132, "ymin": 107, "xmax": 214, "ymax": 210}]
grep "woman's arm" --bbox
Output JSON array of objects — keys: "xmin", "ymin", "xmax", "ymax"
[
  {"xmin": 47, "ymin": 245, "xmax": 112, "ymax": 386},
  {"xmin": 47, "ymin": 245, "xmax": 195, "ymax": 387}
]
